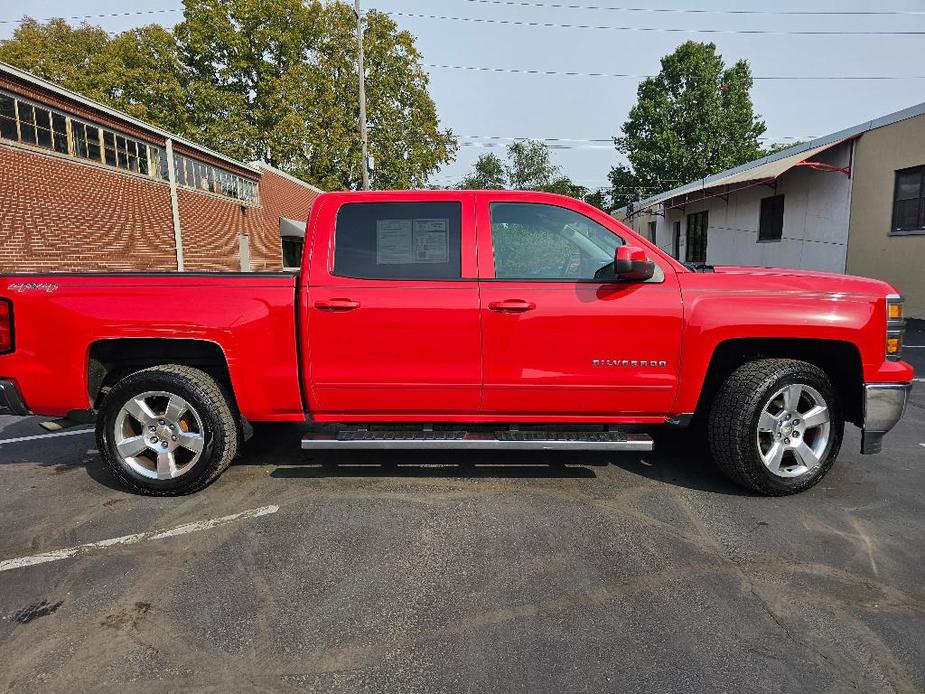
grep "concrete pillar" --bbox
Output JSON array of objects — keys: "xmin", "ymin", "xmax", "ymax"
[{"xmin": 165, "ymin": 138, "xmax": 184, "ymax": 271}]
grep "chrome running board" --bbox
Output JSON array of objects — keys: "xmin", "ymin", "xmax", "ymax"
[{"xmin": 301, "ymin": 429, "xmax": 653, "ymax": 451}]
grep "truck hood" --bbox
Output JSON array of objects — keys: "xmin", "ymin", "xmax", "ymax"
[{"xmin": 706, "ymin": 265, "xmax": 898, "ymax": 297}]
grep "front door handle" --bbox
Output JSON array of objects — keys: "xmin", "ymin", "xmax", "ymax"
[
  {"xmin": 314, "ymin": 298, "xmax": 360, "ymax": 312},
  {"xmin": 488, "ymin": 299, "xmax": 536, "ymax": 313}
]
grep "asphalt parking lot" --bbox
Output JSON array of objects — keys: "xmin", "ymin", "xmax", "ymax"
[{"xmin": 0, "ymin": 327, "xmax": 922, "ymax": 693}]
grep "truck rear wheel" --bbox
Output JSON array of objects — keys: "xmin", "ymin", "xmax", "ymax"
[
  {"xmin": 97, "ymin": 365, "xmax": 240, "ymax": 496},
  {"xmin": 707, "ymin": 358, "xmax": 843, "ymax": 496}
]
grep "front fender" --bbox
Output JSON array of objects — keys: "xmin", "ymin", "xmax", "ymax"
[{"xmin": 672, "ymin": 285, "xmax": 887, "ymax": 415}]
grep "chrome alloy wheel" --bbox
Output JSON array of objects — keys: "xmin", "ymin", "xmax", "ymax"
[
  {"xmin": 113, "ymin": 391, "xmax": 205, "ymax": 480},
  {"xmin": 756, "ymin": 383, "xmax": 831, "ymax": 478}
]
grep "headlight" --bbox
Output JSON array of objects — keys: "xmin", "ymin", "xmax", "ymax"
[{"xmin": 886, "ymin": 294, "xmax": 905, "ymax": 360}]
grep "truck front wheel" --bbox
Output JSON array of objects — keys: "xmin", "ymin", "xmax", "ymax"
[
  {"xmin": 97, "ymin": 365, "xmax": 240, "ymax": 496},
  {"xmin": 708, "ymin": 358, "xmax": 844, "ymax": 496}
]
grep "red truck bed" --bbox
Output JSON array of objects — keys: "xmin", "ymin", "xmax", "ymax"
[{"xmin": 0, "ymin": 273, "xmax": 304, "ymax": 421}]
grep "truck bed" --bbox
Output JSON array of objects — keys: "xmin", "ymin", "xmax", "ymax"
[{"xmin": 0, "ymin": 273, "xmax": 304, "ymax": 421}]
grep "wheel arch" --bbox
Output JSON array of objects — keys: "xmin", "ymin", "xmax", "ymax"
[
  {"xmin": 693, "ymin": 338, "xmax": 863, "ymax": 427},
  {"xmin": 88, "ymin": 338, "xmax": 234, "ymax": 410}
]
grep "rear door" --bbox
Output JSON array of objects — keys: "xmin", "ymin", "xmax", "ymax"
[
  {"xmin": 305, "ymin": 193, "xmax": 481, "ymax": 417},
  {"xmin": 477, "ymin": 194, "xmax": 684, "ymax": 417}
]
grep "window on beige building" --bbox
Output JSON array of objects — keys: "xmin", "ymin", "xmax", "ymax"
[{"xmin": 892, "ymin": 165, "xmax": 925, "ymax": 235}]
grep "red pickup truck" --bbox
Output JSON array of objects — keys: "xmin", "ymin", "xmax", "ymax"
[{"xmin": 0, "ymin": 190, "xmax": 914, "ymax": 496}]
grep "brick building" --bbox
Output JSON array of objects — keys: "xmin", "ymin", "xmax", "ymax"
[{"xmin": 0, "ymin": 61, "xmax": 321, "ymax": 273}]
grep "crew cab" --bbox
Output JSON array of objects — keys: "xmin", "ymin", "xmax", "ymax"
[{"xmin": 0, "ymin": 190, "xmax": 914, "ymax": 496}]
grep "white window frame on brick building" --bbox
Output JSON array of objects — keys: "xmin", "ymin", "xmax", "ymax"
[{"xmin": 0, "ymin": 89, "xmax": 258, "ymax": 206}]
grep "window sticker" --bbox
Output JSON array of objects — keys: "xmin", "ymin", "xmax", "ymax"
[
  {"xmin": 413, "ymin": 219, "xmax": 449, "ymax": 263},
  {"xmin": 376, "ymin": 219, "xmax": 413, "ymax": 264}
]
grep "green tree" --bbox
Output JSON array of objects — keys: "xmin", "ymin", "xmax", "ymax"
[
  {"xmin": 100, "ymin": 26, "xmax": 191, "ymax": 133},
  {"xmin": 457, "ymin": 140, "xmax": 594, "ymax": 203},
  {"xmin": 1, "ymin": 2, "xmax": 457, "ymax": 190},
  {"xmin": 609, "ymin": 41, "xmax": 767, "ymax": 208},
  {"xmin": 459, "ymin": 152, "xmax": 506, "ymax": 189},
  {"xmin": 0, "ymin": 19, "xmax": 191, "ymax": 134},
  {"xmin": 505, "ymin": 139, "xmax": 558, "ymax": 190},
  {"xmin": 174, "ymin": 0, "xmax": 456, "ymax": 189},
  {"xmin": 540, "ymin": 176, "xmax": 589, "ymax": 200},
  {"xmin": 0, "ymin": 19, "xmax": 112, "ymax": 93},
  {"xmin": 582, "ymin": 188, "xmax": 613, "ymax": 212},
  {"xmin": 762, "ymin": 140, "xmax": 806, "ymax": 156}
]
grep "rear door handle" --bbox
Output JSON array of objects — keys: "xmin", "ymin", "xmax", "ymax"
[
  {"xmin": 314, "ymin": 298, "xmax": 360, "ymax": 312},
  {"xmin": 488, "ymin": 299, "xmax": 536, "ymax": 313}
]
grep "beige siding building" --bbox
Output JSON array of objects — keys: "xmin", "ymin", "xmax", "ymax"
[
  {"xmin": 847, "ymin": 114, "xmax": 925, "ymax": 317},
  {"xmin": 620, "ymin": 102, "xmax": 925, "ymax": 317}
]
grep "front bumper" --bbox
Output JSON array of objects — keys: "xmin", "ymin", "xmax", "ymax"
[
  {"xmin": 861, "ymin": 382, "xmax": 913, "ymax": 454},
  {"xmin": 0, "ymin": 379, "xmax": 31, "ymax": 416}
]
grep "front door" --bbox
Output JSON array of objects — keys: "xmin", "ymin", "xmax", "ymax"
[
  {"xmin": 305, "ymin": 194, "xmax": 481, "ymax": 417},
  {"xmin": 478, "ymin": 196, "xmax": 683, "ymax": 417}
]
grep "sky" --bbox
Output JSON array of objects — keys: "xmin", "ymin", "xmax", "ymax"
[{"xmin": 2, "ymin": 0, "xmax": 924, "ymax": 191}]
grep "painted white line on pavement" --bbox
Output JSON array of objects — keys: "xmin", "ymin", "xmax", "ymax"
[
  {"xmin": 903, "ymin": 345, "xmax": 925, "ymax": 348},
  {"xmin": 914, "ymin": 378, "xmax": 925, "ymax": 383},
  {"xmin": 0, "ymin": 428, "xmax": 94, "ymax": 445},
  {"xmin": 0, "ymin": 505, "xmax": 279, "ymax": 573}
]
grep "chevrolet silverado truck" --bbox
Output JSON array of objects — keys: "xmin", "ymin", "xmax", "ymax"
[{"xmin": 0, "ymin": 190, "xmax": 914, "ymax": 496}]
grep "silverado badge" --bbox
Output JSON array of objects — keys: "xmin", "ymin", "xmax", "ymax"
[{"xmin": 593, "ymin": 359, "xmax": 668, "ymax": 367}]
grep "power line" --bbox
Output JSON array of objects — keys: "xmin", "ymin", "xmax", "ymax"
[
  {"xmin": 459, "ymin": 134, "xmax": 613, "ymax": 143},
  {"xmin": 7, "ymin": 11, "xmax": 910, "ymax": 81},
  {"xmin": 457, "ymin": 134, "xmax": 815, "ymax": 143},
  {"xmin": 383, "ymin": 10, "xmax": 925, "ymax": 35},
  {"xmin": 425, "ymin": 63, "xmax": 925, "ymax": 81},
  {"xmin": 0, "ymin": 8, "xmax": 182, "ymax": 24},
  {"xmin": 458, "ymin": 0, "xmax": 925, "ymax": 17},
  {"xmin": 456, "ymin": 137, "xmax": 813, "ymax": 150},
  {"xmin": 5, "ymin": 2, "xmax": 924, "ymax": 26},
  {"xmin": 5, "ymin": 4, "xmax": 924, "ymax": 35},
  {"xmin": 460, "ymin": 141, "xmax": 614, "ymax": 149}
]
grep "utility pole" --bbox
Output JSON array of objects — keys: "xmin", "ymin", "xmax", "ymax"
[{"xmin": 355, "ymin": 0, "xmax": 370, "ymax": 190}]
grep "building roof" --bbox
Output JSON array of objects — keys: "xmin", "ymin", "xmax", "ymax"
[
  {"xmin": 626, "ymin": 99, "xmax": 925, "ymax": 215},
  {"xmin": 1, "ymin": 60, "xmax": 301, "ymax": 183},
  {"xmin": 249, "ymin": 162, "xmax": 324, "ymax": 194}
]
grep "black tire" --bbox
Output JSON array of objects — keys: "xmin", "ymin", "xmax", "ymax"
[
  {"xmin": 96, "ymin": 365, "xmax": 240, "ymax": 496},
  {"xmin": 707, "ymin": 358, "xmax": 843, "ymax": 496}
]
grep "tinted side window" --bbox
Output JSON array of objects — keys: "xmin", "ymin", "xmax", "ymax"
[
  {"xmin": 334, "ymin": 202, "xmax": 462, "ymax": 280},
  {"xmin": 490, "ymin": 202, "xmax": 622, "ymax": 280}
]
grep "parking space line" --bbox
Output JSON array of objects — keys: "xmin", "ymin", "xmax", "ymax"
[
  {"xmin": 0, "ymin": 429, "xmax": 94, "ymax": 445},
  {"xmin": 0, "ymin": 505, "xmax": 279, "ymax": 573}
]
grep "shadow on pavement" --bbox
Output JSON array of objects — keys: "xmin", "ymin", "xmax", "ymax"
[
  {"xmin": 611, "ymin": 427, "xmax": 750, "ymax": 496},
  {"xmin": 245, "ymin": 422, "xmax": 750, "ymax": 494},
  {"xmin": 83, "ymin": 454, "xmax": 134, "ymax": 493},
  {"xmin": 0, "ymin": 415, "xmax": 82, "ymax": 441},
  {"xmin": 271, "ymin": 460, "xmax": 599, "ymax": 479},
  {"xmin": 0, "ymin": 419, "xmax": 755, "ymax": 495}
]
